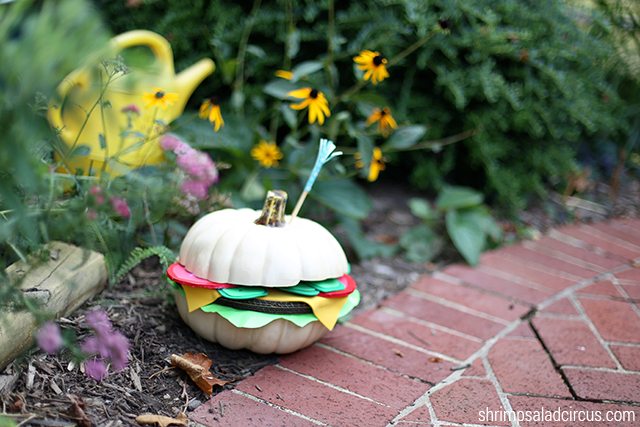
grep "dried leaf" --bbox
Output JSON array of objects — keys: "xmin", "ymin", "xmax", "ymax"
[
  {"xmin": 67, "ymin": 395, "xmax": 91, "ymax": 427},
  {"xmin": 136, "ymin": 412, "xmax": 187, "ymax": 427},
  {"xmin": 428, "ymin": 357, "xmax": 443, "ymax": 363},
  {"xmin": 170, "ymin": 353, "xmax": 227, "ymax": 395}
]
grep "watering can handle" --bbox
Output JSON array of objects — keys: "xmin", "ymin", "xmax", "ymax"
[
  {"xmin": 47, "ymin": 31, "xmax": 175, "ymax": 143},
  {"xmin": 111, "ymin": 30, "xmax": 175, "ymax": 75}
]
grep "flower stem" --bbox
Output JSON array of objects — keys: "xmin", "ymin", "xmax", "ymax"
[{"xmin": 233, "ymin": 0, "xmax": 262, "ymax": 115}]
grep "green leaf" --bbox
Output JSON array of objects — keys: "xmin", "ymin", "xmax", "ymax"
[
  {"xmin": 311, "ymin": 179, "xmax": 371, "ymax": 219},
  {"xmin": 263, "ymin": 79, "xmax": 298, "ymax": 99},
  {"xmin": 383, "ymin": 125, "xmax": 427, "ymax": 150},
  {"xmin": 240, "ymin": 172, "xmax": 266, "ymax": 202},
  {"xmin": 445, "ymin": 208, "xmax": 488, "ymax": 265},
  {"xmin": 408, "ymin": 198, "xmax": 438, "ymax": 221},
  {"xmin": 98, "ymin": 134, "xmax": 106, "ymax": 150},
  {"xmin": 340, "ymin": 217, "xmax": 397, "ymax": 260},
  {"xmin": 70, "ymin": 144, "xmax": 91, "ymax": 157},
  {"xmin": 399, "ymin": 224, "xmax": 442, "ymax": 263},
  {"xmin": 280, "ymin": 104, "xmax": 297, "ymax": 128},
  {"xmin": 356, "ymin": 134, "xmax": 373, "ymax": 178},
  {"xmin": 436, "ymin": 186, "xmax": 484, "ymax": 210},
  {"xmin": 287, "ymin": 30, "xmax": 300, "ymax": 58},
  {"xmin": 292, "ymin": 61, "xmax": 324, "ymax": 81}
]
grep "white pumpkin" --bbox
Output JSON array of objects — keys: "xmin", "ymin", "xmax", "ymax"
[
  {"xmin": 174, "ymin": 291, "xmax": 329, "ymax": 354},
  {"xmin": 179, "ymin": 192, "xmax": 348, "ymax": 287}
]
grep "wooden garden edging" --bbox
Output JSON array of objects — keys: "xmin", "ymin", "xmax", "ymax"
[{"xmin": 0, "ymin": 242, "xmax": 107, "ymax": 371}]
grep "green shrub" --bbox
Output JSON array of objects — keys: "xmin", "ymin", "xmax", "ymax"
[{"xmin": 97, "ymin": 0, "xmax": 628, "ymax": 212}]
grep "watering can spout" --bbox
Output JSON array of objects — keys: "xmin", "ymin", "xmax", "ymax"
[{"xmin": 175, "ymin": 59, "xmax": 216, "ymax": 111}]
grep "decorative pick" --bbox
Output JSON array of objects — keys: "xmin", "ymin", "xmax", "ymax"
[{"xmin": 290, "ymin": 138, "xmax": 342, "ymax": 221}]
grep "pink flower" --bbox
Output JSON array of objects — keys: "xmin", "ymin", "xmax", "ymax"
[
  {"xmin": 85, "ymin": 359, "xmax": 108, "ymax": 382},
  {"xmin": 106, "ymin": 332, "xmax": 130, "ymax": 371},
  {"xmin": 89, "ymin": 186, "xmax": 104, "ymax": 205},
  {"xmin": 85, "ymin": 309, "xmax": 112, "ymax": 335},
  {"xmin": 36, "ymin": 322, "xmax": 62, "ymax": 354},
  {"xmin": 86, "ymin": 209, "xmax": 97, "ymax": 221},
  {"xmin": 110, "ymin": 197, "xmax": 131, "ymax": 219},
  {"xmin": 176, "ymin": 149, "xmax": 219, "ymax": 184},
  {"xmin": 180, "ymin": 180, "xmax": 208, "ymax": 200},
  {"xmin": 81, "ymin": 310, "xmax": 130, "ymax": 379},
  {"xmin": 160, "ymin": 134, "xmax": 188, "ymax": 153},
  {"xmin": 121, "ymin": 104, "xmax": 140, "ymax": 115}
]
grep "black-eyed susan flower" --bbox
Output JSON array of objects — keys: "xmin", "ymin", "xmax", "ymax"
[
  {"xmin": 199, "ymin": 97, "xmax": 224, "ymax": 132},
  {"xmin": 355, "ymin": 147, "xmax": 386, "ymax": 182},
  {"xmin": 353, "ymin": 50, "xmax": 389, "ymax": 85},
  {"xmin": 142, "ymin": 87, "xmax": 178, "ymax": 109},
  {"xmin": 275, "ymin": 69, "xmax": 293, "ymax": 80},
  {"xmin": 287, "ymin": 87, "xmax": 331, "ymax": 125},
  {"xmin": 367, "ymin": 107, "xmax": 398, "ymax": 137},
  {"xmin": 251, "ymin": 140, "xmax": 283, "ymax": 168}
]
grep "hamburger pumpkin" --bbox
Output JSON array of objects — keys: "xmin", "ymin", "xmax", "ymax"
[{"xmin": 168, "ymin": 140, "xmax": 359, "ymax": 354}]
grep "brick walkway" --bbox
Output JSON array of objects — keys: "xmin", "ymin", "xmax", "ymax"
[{"xmin": 191, "ymin": 218, "xmax": 640, "ymax": 426}]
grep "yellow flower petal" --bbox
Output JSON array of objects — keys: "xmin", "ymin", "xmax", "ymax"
[
  {"xmin": 275, "ymin": 70, "xmax": 294, "ymax": 80},
  {"xmin": 287, "ymin": 88, "xmax": 312, "ymax": 99}
]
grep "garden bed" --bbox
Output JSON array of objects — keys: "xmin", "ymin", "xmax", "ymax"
[{"xmin": 1, "ymin": 177, "xmax": 639, "ymax": 425}]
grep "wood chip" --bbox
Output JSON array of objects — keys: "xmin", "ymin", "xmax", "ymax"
[
  {"xmin": 130, "ymin": 367, "xmax": 143, "ymax": 392},
  {"xmin": 50, "ymin": 378, "xmax": 63, "ymax": 395},
  {"xmin": 392, "ymin": 348, "xmax": 404, "ymax": 357},
  {"xmin": 26, "ymin": 363, "xmax": 36, "ymax": 389}
]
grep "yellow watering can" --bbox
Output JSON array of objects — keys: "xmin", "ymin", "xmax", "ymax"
[{"xmin": 48, "ymin": 30, "xmax": 214, "ymax": 177}]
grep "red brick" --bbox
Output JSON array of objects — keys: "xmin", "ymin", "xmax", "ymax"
[
  {"xmin": 411, "ymin": 276, "xmax": 531, "ymax": 321},
  {"xmin": 497, "ymin": 245, "xmax": 599, "ymax": 278},
  {"xmin": 563, "ymin": 367, "xmax": 640, "ymax": 402},
  {"xmin": 532, "ymin": 317, "xmax": 615, "ymax": 368},
  {"xmin": 529, "ymin": 235, "xmax": 623, "ymax": 270},
  {"xmin": 440, "ymin": 265, "xmax": 553, "ymax": 305},
  {"xmin": 236, "ymin": 366, "xmax": 397, "ymax": 426},
  {"xmin": 621, "ymin": 285, "xmax": 640, "ymax": 301},
  {"xmin": 579, "ymin": 298, "xmax": 640, "ymax": 343},
  {"xmin": 508, "ymin": 395, "xmax": 640, "ymax": 427},
  {"xmin": 462, "ymin": 358, "xmax": 486, "ymax": 377},
  {"xmin": 382, "ymin": 292, "xmax": 506, "ymax": 340},
  {"xmin": 610, "ymin": 345, "xmax": 640, "ymax": 371},
  {"xmin": 578, "ymin": 280, "xmax": 623, "ymax": 299},
  {"xmin": 588, "ymin": 222, "xmax": 640, "ymax": 251},
  {"xmin": 556, "ymin": 226, "xmax": 639, "ymax": 262},
  {"xmin": 430, "ymin": 378, "xmax": 509, "ymax": 425},
  {"xmin": 542, "ymin": 298, "xmax": 578, "ymax": 315},
  {"xmin": 610, "ymin": 218, "xmax": 640, "ymax": 241},
  {"xmin": 508, "ymin": 322, "xmax": 536, "ymax": 338},
  {"xmin": 489, "ymin": 337, "xmax": 571, "ymax": 397},
  {"xmin": 481, "ymin": 252, "xmax": 577, "ymax": 291},
  {"xmin": 398, "ymin": 404, "xmax": 431, "ymax": 423},
  {"xmin": 320, "ymin": 324, "xmax": 454, "ymax": 383},
  {"xmin": 279, "ymin": 345, "xmax": 428, "ymax": 410},
  {"xmin": 190, "ymin": 391, "xmax": 315, "ymax": 427},
  {"xmin": 348, "ymin": 309, "xmax": 481, "ymax": 361},
  {"xmin": 615, "ymin": 268, "xmax": 640, "ymax": 284}
]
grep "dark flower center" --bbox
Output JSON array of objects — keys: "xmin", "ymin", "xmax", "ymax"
[
  {"xmin": 438, "ymin": 19, "xmax": 450, "ymax": 30},
  {"xmin": 373, "ymin": 55, "xmax": 384, "ymax": 66},
  {"xmin": 380, "ymin": 109, "xmax": 387, "ymax": 117},
  {"xmin": 209, "ymin": 96, "xmax": 219, "ymax": 105},
  {"xmin": 309, "ymin": 89, "xmax": 319, "ymax": 99},
  {"xmin": 154, "ymin": 91, "xmax": 165, "ymax": 99}
]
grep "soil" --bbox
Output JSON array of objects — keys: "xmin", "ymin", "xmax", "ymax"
[{"xmin": 1, "ymin": 173, "xmax": 639, "ymax": 426}]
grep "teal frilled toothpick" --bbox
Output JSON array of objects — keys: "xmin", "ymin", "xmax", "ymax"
[{"xmin": 290, "ymin": 138, "xmax": 342, "ymax": 221}]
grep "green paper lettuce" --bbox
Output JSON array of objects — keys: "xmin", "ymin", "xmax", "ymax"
[{"xmin": 199, "ymin": 289, "xmax": 361, "ymax": 329}]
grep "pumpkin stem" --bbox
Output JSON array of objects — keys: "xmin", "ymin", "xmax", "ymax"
[{"xmin": 255, "ymin": 190, "xmax": 288, "ymax": 227}]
